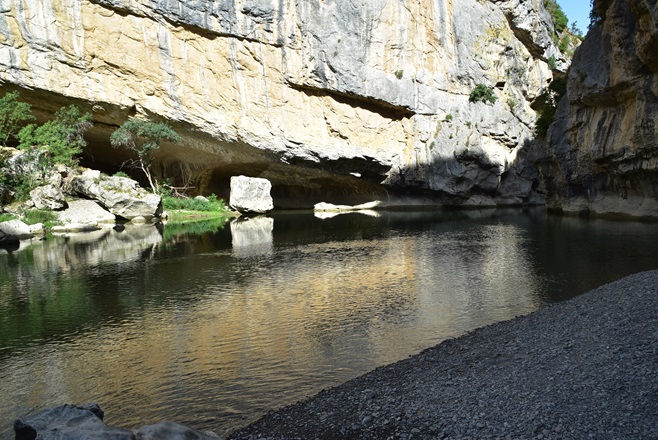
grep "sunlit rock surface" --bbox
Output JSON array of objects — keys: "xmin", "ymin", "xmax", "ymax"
[
  {"xmin": 541, "ymin": 0, "xmax": 658, "ymax": 218},
  {"xmin": 229, "ymin": 175, "xmax": 274, "ymax": 214},
  {"xmin": 0, "ymin": 0, "xmax": 566, "ymax": 208}
]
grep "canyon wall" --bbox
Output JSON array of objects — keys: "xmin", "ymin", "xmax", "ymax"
[
  {"xmin": 541, "ymin": 0, "xmax": 658, "ymax": 218},
  {"xmin": 0, "ymin": 0, "xmax": 564, "ymax": 207}
]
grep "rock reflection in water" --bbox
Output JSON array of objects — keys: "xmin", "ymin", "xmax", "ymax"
[{"xmin": 230, "ymin": 217, "xmax": 274, "ymax": 257}]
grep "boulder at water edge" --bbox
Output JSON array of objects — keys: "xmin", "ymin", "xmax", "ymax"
[
  {"xmin": 14, "ymin": 404, "xmax": 220, "ymax": 440},
  {"xmin": 0, "ymin": 219, "xmax": 33, "ymax": 242},
  {"xmin": 70, "ymin": 170, "xmax": 162, "ymax": 220},
  {"xmin": 14, "ymin": 403, "xmax": 134, "ymax": 440},
  {"xmin": 229, "ymin": 175, "xmax": 274, "ymax": 214}
]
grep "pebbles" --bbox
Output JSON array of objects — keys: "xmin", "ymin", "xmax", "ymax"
[{"xmin": 229, "ymin": 270, "xmax": 658, "ymax": 440}]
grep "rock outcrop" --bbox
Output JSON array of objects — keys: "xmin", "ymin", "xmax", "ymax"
[
  {"xmin": 70, "ymin": 170, "xmax": 162, "ymax": 220},
  {"xmin": 0, "ymin": 0, "xmax": 567, "ymax": 208},
  {"xmin": 540, "ymin": 0, "xmax": 658, "ymax": 218}
]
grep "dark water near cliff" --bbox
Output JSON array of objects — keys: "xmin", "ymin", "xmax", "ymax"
[{"xmin": 1, "ymin": 208, "xmax": 657, "ymax": 437}]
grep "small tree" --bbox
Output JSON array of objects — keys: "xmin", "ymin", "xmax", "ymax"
[
  {"xmin": 110, "ymin": 118, "xmax": 180, "ymax": 193},
  {"xmin": 18, "ymin": 105, "xmax": 92, "ymax": 167},
  {"xmin": 0, "ymin": 91, "xmax": 35, "ymax": 146}
]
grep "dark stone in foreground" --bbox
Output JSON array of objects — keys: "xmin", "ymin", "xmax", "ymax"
[
  {"xmin": 14, "ymin": 403, "xmax": 219, "ymax": 440},
  {"xmin": 229, "ymin": 270, "xmax": 658, "ymax": 440}
]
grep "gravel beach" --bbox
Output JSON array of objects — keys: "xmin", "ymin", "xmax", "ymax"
[{"xmin": 228, "ymin": 270, "xmax": 658, "ymax": 440}]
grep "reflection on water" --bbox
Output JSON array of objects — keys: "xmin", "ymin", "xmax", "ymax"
[{"xmin": 1, "ymin": 209, "xmax": 658, "ymax": 437}]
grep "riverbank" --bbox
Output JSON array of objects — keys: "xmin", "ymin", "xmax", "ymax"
[{"xmin": 229, "ymin": 270, "xmax": 658, "ymax": 440}]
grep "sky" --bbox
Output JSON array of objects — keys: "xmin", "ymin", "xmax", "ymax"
[{"xmin": 556, "ymin": 0, "xmax": 592, "ymax": 33}]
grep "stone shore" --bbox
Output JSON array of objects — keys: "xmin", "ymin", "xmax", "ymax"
[{"xmin": 228, "ymin": 270, "xmax": 658, "ymax": 440}]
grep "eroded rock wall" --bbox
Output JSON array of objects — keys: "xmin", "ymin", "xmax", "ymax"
[
  {"xmin": 542, "ymin": 0, "xmax": 658, "ymax": 218},
  {"xmin": 0, "ymin": 0, "xmax": 564, "ymax": 207}
]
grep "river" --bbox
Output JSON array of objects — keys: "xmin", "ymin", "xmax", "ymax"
[{"xmin": 1, "ymin": 208, "xmax": 657, "ymax": 437}]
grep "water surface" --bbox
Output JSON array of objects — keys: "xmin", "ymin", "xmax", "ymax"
[{"xmin": 1, "ymin": 209, "xmax": 657, "ymax": 437}]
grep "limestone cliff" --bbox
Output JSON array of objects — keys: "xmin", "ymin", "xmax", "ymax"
[
  {"xmin": 0, "ymin": 0, "xmax": 565, "ymax": 208},
  {"xmin": 541, "ymin": 0, "xmax": 658, "ymax": 218}
]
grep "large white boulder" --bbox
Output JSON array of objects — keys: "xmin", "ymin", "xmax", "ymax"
[
  {"xmin": 0, "ymin": 219, "xmax": 33, "ymax": 241},
  {"xmin": 70, "ymin": 170, "xmax": 162, "ymax": 220},
  {"xmin": 56, "ymin": 198, "xmax": 116, "ymax": 227},
  {"xmin": 229, "ymin": 176, "xmax": 274, "ymax": 214}
]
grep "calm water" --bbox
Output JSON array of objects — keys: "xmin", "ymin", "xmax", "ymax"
[{"xmin": 1, "ymin": 208, "xmax": 657, "ymax": 437}]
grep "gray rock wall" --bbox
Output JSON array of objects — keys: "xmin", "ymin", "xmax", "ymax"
[
  {"xmin": 541, "ymin": 0, "xmax": 658, "ymax": 218},
  {"xmin": 0, "ymin": 0, "xmax": 567, "ymax": 208}
]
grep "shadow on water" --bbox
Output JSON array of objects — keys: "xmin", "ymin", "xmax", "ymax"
[{"xmin": 1, "ymin": 208, "xmax": 658, "ymax": 437}]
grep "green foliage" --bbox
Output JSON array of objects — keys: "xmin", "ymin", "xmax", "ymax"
[
  {"xmin": 113, "ymin": 170, "xmax": 130, "ymax": 178},
  {"xmin": 558, "ymin": 35, "xmax": 570, "ymax": 53},
  {"xmin": 548, "ymin": 55, "xmax": 557, "ymax": 70},
  {"xmin": 444, "ymin": 114, "xmax": 453, "ymax": 122},
  {"xmin": 570, "ymin": 21, "xmax": 583, "ymax": 38},
  {"xmin": 163, "ymin": 194, "xmax": 227, "ymax": 213},
  {"xmin": 21, "ymin": 209, "xmax": 61, "ymax": 227},
  {"xmin": 18, "ymin": 105, "xmax": 92, "ymax": 167},
  {"xmin": 0, "ymin": 91, "xmax": 35, "ymax": 146},
  {"xmin": 395, "ymin": 70, "xmax": 404, "ymax": 80},
  {"xmin": 534, "ymin": 78, "xmax": 567, "ymax": 138},
  {"xmin": 0, "ymin": 213, "xmax": 17, "ymax": 222},
  {"xmin": 535, "ymin": 104, "xmax": 557, "ymax": 138},
  {"xmin": 589, "ymin": 0, "xmax": 603, "ymax": 29},
  {"xmin": 110, "ymin": 119, "xmax": 180, "ymax": 163},
  {"xmin": 469, "ymin": 83, "xmax": 497, "ymax": 105},
  {"xmin": 544, "ymin": 0, "xmax": 568, "ymax": 34},
  {"xmin": 110, "ymin": 118, "xmax": 180, "ymax": 193}
]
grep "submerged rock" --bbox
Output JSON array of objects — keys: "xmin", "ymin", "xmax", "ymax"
[{"xmin": 229, "ymin": 176, "xmax": 274, "ymax": 214}]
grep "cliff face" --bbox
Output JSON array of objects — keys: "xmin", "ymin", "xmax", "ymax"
[
  {"xmin": 542, "ymin": 0, "xmax": 658, "ymax": 218},
  {"xmin": 0, "ymin": 0, "xmax": 564, "ymax": 207}
]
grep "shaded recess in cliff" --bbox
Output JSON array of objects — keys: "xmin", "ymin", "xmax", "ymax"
[{"xmin": 539, "ymin": 0, "xmax": 658, "ymax": 218}]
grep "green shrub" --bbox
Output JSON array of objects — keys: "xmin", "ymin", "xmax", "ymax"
[
  {"xmin": 535, "ymin": 104, "xmax": 557, "ymax": 138},
  {"xmin": 444, "ymin": 114, "xmax": 453, "ymax": 122},
  {"xmin": 21, "ymin": 209, "xmax": 61, "ymax": 227},
  {"xmin": 0, "ymin": 213, "xmax": 17, "ymax": 222},
  {"xmin": 395, "ymin": 70, "xmax": 404, "ymax": 79},
  {"xmin": 469, "ymin": 84, "xmax": 497, "ymax": 104},
  {"xmin": 163, "ymin": 194, "xmax": 227, "ymax": 213},
  {"xmin": 544, "ymin": 0, "xmax": 569, "ymax": 34},
  {"xmin": 114, "ymin": 170, "xmax": 130, "ymax": 178},
  {"xmin": 548, "ymin": 55, "xmax": 557, "ymax": 70},
  {"xmin": 18, "ymin": 105, "xmax": 92, "ymax": 167},
  {"xmin": 558, "ymin": 35, "xmax": 570, "ymax": 53},
  {"xmin": 0, "ymin": 91, "xmax": 35, "ymax": 146}
]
